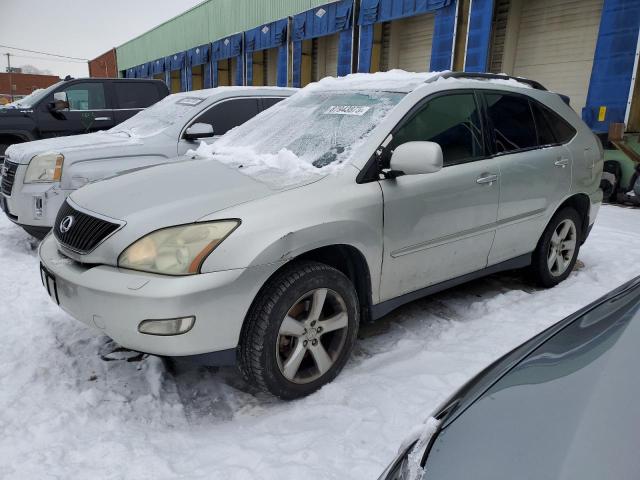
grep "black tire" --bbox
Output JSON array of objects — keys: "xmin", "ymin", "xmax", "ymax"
[
  {"xmin": 237, "ymin": 261, "xmax": 359, "ymax": 399},
  {"xmin": 530, "ymin": 207, "xmax": 582, "ymax": 288},
  {"xmin": 20, "ymin": 224, "xmax": 51, "ymax": 240}
]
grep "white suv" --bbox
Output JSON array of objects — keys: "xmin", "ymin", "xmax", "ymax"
[{"xmin": 1, "ymin": 87, "xmax": 295, "ymax": 238}]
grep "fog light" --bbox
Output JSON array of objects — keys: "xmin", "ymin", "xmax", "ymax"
[{"xmin": 138, "ymin": 316, "xmax": 195, "ymax": 336}]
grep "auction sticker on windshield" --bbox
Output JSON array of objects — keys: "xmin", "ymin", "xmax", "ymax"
[
  {"xmin": 177, "ymin": 97, "xmax": 205, "ymax": 106},
  {"xmin": 324, "ymin": 106, "xmax": 371, "ymax": 116}
]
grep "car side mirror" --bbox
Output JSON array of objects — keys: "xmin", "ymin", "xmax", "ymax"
[
  {"xmin": 50, "ymin": 91, "xmax": 69, "ymax": 111},
  {"xmin": 388, "ymin": 141, "xmax": 443, "ymax": 177},
  {"xmin": 184, "ymin": 123, "xmax": 214, "ymax": 141}
]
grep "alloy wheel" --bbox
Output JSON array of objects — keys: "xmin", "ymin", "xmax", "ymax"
[
  {"xmin": 276, "ymin": 288, "xmax": 349, "ymax": 384},
  {"xmin": 547, "ymin": 219, "xmax": 577, "ymax": 277}
]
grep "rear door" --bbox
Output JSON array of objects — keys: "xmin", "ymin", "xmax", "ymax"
[
  {"xmin": 37, "ymin": 81, "xmax": 114, "ymax": 137},
  {"xmin": 177, "ymin": 97, "xmax": 260, "ymax": 155},
  {"xmin": 484, "ymin": 92, "xmax": 573, "ymax": 265},
  {"xmin": 112, "ymin": 81, "xmax": 164, "ymax": 124}
]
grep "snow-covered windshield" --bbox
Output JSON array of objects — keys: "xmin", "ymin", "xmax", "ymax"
[
  {"xmin": 2, "ymin": 83, "xmax": 61, "ymax": 109},
  {"xmin": 193, "ymin": 89, "xmax": 405, "ymax": 187},
  {"xmin": 109, "ymin": 93, "xmax": 208, "ymax": 138}
]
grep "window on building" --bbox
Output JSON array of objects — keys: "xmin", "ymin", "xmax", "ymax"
[
  {"xmin": 391, "ymin": 93, "xmax": 485, "ymax": 166},
  {"xmin": 64, "ymin": 83, "xmax": 106, "ymax": 110}
]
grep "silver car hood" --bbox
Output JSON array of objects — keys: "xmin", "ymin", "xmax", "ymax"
[
  {"xmin": 6, "ymin": 131, "xmax": 144, "ymax": 164},
  {"xmin": 70, "ymin": 157, "xmax": 284, "ymax": 225}
]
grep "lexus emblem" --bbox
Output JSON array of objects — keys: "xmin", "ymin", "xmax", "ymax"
[{"xmin": 59, "ymin": 215, "xmax": 75, "ymax": 234}]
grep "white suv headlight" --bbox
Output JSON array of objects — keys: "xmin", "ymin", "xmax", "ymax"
[
  {"xmin": 118, "ymin": 221, "xmax": 240, "ymax": 276},
  {"xmin": 25, "ymin": 152, "xmax": 64, "ymax": 183}
]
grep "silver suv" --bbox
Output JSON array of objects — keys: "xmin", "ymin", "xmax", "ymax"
[
  {"xmin": 1, "ymin": 87, "xmax": 294, "ymax": 238},
  {"xmin": 38, "ymin": 72, "xmax": 603, "ymax": 399}
]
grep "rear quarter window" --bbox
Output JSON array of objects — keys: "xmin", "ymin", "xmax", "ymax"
[{"xmin": 539, "ymin": 104, "xmax": 577, "ymax": 144}]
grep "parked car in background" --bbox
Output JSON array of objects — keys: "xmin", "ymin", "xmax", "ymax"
[
  {"xmin": 38, "ymin": 71, "xmax": 603, "ymax": 399},
  {"xmin": 1, "ymin": 87, "xmax": 295, "ymax": 238},
  {"xmin": 379, "ymin": 275, "xmax": 640, "ymax": 480},
  {"xmin": 0, "ymin": 77, "xmax": 169, "ymax": 155}
]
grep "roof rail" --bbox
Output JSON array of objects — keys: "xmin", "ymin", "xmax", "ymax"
[{"xmin": 425, "ymin": 72, "xmax": 548, "ymax": 91}]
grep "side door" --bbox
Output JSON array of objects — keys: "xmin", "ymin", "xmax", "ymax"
[
  {"xmin": 37, "ymin": 81, "xmax": 114, "ymax": 137},
  {"xmin": 483, "ymin": 92, "xmax": 573, "ymax": 265},
  {"xmin": 379, "ymin": 91, "xmax": 500, "ymax": 302},
  {"xmin": 112, "ymin": 81, "xmax": 163, "ymax": 124},
  {"xmin": 177, "ymin": 97, "xmax": 260, "ymax": 155}
]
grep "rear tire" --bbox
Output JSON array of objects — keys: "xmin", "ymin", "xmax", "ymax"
[
  {"xmin": 237, "ymin": 261, "xmax": 359, "ymax": 400},
  {"xmin": 530, "ymin": 207, "xmax": 582, "ymax": 288}
]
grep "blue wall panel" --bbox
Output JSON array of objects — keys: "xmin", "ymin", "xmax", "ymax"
[
  {"xmin": 292, "ymin": 0, "xmax": 354, "ymax": 87},
  {"xmin": 584, "ymin": 0, "xmax": 640, "ymax": 131},
  {"xmin": 464, "ymin": 0, "xmax": 494, "ymax": 72},
  {"xmin": 358, "ymin": 0, "xmax": 454, "ymax": 72},
  {"xmin": 211, "ymin": 33, "xmax": 244, "ymax": 87},
  {"xmin": 245, "ymin": 19, "xmax": 288, "ymax": 86}
]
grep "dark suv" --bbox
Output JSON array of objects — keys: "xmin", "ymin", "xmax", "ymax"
[{"xmin": 0, "ymin": 77, "xmax": 169, "ymax": 155}]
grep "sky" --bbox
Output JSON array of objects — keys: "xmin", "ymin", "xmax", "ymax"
[{"xmin": 0, "ymin": 0, "xmax": 204, "ymax": 78}]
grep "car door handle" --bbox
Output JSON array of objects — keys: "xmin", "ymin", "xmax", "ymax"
[
  {"xmin": 476, "ymin": 173, "xmax": 499, "ymax": 185},
  {"xmin": 554, "ymin": 158, "xmax": 570, "ymax": 167},
  {"xmin": 94, "ymin": 117, "xmax": 111, "ymax": 121}
]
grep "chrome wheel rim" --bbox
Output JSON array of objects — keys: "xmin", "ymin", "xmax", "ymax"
[
  {"xmin": 276, "ymin": 288, "xmax": 349, "ymax": 384},
  {"xmin": 547, "ymin": 219, "xmax": 577, "ymax": 277}
]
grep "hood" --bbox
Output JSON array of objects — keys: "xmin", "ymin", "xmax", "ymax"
[
  {"xmin": 5, "ymin": 131, "xmax": 144, "ymax": 164},
  {"xmin": 70, "ymin": 157, "xmax": 285, "ymax": 228}
]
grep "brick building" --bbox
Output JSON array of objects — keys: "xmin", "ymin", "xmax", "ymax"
[
  {"xmin": 0, "ymin": 72, "xmax": 61, "ymax": 104},
  {"xmin": 88, "ymin": 49, "xmax": 118, "ymax": 78}
]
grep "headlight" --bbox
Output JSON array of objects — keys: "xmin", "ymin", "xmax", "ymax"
[
  {"xmin": 118, "ymin": 220, "xmax": 240, "ymax": 275},
  {"xmin": 24, "ymin": 152, "xmax": 64, "ymax": 183}
]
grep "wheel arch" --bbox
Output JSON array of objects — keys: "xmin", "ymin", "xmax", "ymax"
[
  {"xmin": 551, "ymin": 193, "xmax": 591, "ymax": 242},
  {"xmin": 245, "ymin": 244, "xmax": 375, "ymax": 330}
]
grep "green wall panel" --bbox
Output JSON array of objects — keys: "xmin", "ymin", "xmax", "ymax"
[{"xmin": 116, "ymin": 0, "xmax": 336, "ymax": 70}]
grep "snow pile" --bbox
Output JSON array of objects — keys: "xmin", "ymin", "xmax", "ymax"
[{"xmin": 0, "ymin": 206, "xmax": 639, "ymax": 479}]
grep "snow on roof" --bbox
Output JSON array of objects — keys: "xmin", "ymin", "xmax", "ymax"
[{"xmin": 304, "ymin": 70, "xmax": 443, "ymax": 93}]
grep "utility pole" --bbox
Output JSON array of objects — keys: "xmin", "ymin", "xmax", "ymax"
[{"xmin": 6, "ymin": 53, "xmax": 13, "ymax": 102}]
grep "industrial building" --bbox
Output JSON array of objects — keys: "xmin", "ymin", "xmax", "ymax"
[{"xmin": 89, "ymin": 0, "xmax": 640, "ymax": 134}]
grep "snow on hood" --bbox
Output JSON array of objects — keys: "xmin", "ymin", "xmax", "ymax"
[
  {"xmin": 189, "ymin": 71, "xmax": 438, "ymax": 189},
  {"xmin": 5, "ymin": 131, "xmax": 142, "ymax": 164}
]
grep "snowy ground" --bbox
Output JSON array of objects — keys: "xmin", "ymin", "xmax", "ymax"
[{"xmin": 0, "ymin": 205, "xmax": 639, "ymax": 480}]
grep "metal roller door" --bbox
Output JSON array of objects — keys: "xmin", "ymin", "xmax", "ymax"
[
  {"xmin": 511, "ymin": 0, "xmax": 603, "ymax": 114},
  {"xmin": 311, "ymin": 33, "xmax": 340, "ymax": 81},
  {"xmin": 396, "ymin": 13, "xmax": 435, "ymax": 73}
]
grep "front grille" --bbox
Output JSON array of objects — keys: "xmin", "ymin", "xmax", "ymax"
[
  {"xmin": 53, "ymin": 201, "xmax": 121, "ymax": 253},
  {"xmin": 1, "ymin": 160, "xmax": 18, "ymax": 196}
]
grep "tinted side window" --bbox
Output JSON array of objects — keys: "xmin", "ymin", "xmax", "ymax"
[
  {"xmin": 193, "ymin": 98, "xmax": 260, "ymax": 136},
  {"xmin": 64, "ymin": 83, "xmax": 106, "ymax": 110},
  {"xmin": 391, "ymin": 93, "xmax": 484, "ymax": 166},
  {"xmin": 485, "ymin": 93, "xmax": 537, "ymax": 153},
  {"xmin": 114, "ymin": 82, "xmax": 161, "ymax": 109},
  {"xmin": 531, "ymin": 102, "xmax": 557, "ymax": 146},
  {"xmin": 540, "ymin": 104, "xmax": 577, "ymax": 144},
  {"xmin": 260, "ymin": 97, "xmax": 285, "ymax": 111}
]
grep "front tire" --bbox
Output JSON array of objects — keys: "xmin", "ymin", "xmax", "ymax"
[
  {"xmin": 238, "ymin": 261, "xmax": 359, "ymax": 399},
  {"xmin": 530, "ymin": 207, "xmax": 582, "ymax": 288}
]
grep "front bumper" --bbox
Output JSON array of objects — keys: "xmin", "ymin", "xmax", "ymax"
[
  {"xmin": 1, "ymin": 163, "xmax": 71, "ymax": 228},
  {"xmin": 39, "ymin": 234, "xmax": 281, "ymax": 357}
]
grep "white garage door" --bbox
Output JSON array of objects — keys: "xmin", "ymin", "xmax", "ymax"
[
  {"xmin": 397, "ymin": 13, "xmax": 435, "ymax": 73},
  {"xmin": 312, "ymin": 33, "xmax": 339, "ymax": 80},
  {"xmin": 512, "ymin": 0, "xmax": 603, "ymax": 114}
]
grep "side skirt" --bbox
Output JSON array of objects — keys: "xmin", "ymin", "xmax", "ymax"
[{"xmin": 371, "ymin": 254, "xmax": 532, "ymax": 321}]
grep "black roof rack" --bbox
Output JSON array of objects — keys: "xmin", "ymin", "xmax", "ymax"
[{"xmin": 425, "ymin": 72, "xmax": 548, "ymax": 91}]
